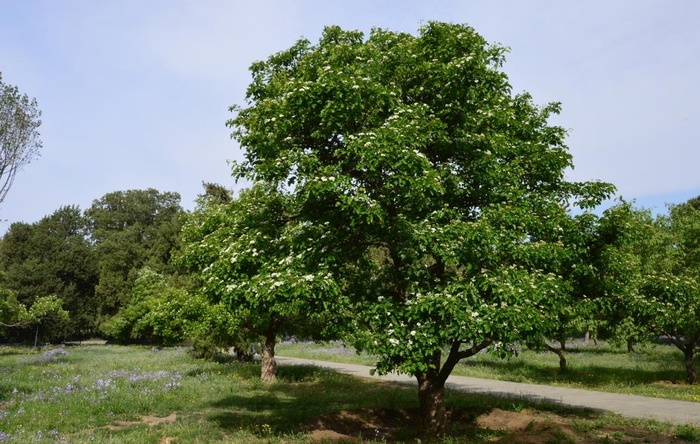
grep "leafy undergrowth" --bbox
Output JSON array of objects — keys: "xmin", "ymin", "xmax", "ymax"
[
  {"xmin": 277, "ymin": 340, "xmax": 700, "ymax": 402},
  {"xmin": 0, "ymin": 344, "xmax": 696, "ymax": 443}
]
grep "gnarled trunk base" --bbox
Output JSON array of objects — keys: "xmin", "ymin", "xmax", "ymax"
[{"xmin": 417, "ymin": 373, "xmax": 447, "ymax": 437}]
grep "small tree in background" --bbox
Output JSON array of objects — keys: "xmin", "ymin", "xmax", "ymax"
[
  {"xmin": 635, "ymin": 199, "xmax": 700, "ymax": 383},
  {"xmin": 527, "ymin": 202, "xmax": 659, "ymax": 370},
  {"xmin": 179, "ymin": 184, "xmax": 343, "ymax": 381},
  {"xmin": 0, "ymin": 72, "xmax": 42, "ymax": 205},
  {"xmin": 0, "ymin": 289, "xmax": 69, "ymax": 346},
  {"xmin": 592, "ymin": 203, "xmax": 655, "ymax": 353}
]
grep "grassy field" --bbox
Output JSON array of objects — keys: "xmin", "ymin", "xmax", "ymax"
[
  {"xmin": 0, "ymin": 344, "xmax": 698, "ymax": 443},
  {"xmin": 277, "ymin": 339, "xmax": 700, "ymax": 402}
]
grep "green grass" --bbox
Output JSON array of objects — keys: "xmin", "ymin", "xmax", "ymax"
[
  {"xmin": 277, "ymin": 339, "xmax": 700, "ymax": 402},
  {"xmin": 0, "ymin": 344, "xmax": 697, "ymax": 443}
]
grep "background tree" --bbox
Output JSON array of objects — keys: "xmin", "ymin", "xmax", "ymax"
[
  {"xmin": 591, "ymin": 203, "xmax": 655, "ymax": 353},
  {"xmin": 634, "ymin": 198, "xmax": 700, "ymax": 383},
  {"xmin": 0, "ymin": 206, "xmax": 98, "ymax": 341},
  {"xmin": 200, "ymin": 181, "xmax": 233, "ymax": 205},
  {"xmin": 179, "ymin": 183, "xmax": 343, "ymax": 381},
  {"xmin": 525, "ymin": 211, "xmax": 600, "ymax": 370},
  {"xmin": 529, "ymin": 203, "xmax": 652, "ymax": 370},
  {"xmin": 0, "ymin": 289, "xmax": 69, "ymax": 346},
  {"xmin": 228, "ymin": 22, "xmax": 614, "ymax": 435},
  {"xmin": 0, "ymin": 72, "xmax": 42, "ymax": 205},
  {"xmin": 85, "ymin": 188, "xmax": 184, "ymax": 323},
  {"xmin": 102, "ymin": 267, "xmax": 208, "ymax": 345}
]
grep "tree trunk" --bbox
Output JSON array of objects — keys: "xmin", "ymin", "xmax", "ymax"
[
  {"xmin": 260, "ymin": 322, "xmax": 278, "ymax": 383},
  {"xmin": 627, "ymin": 339, "xmax": 635, "ymax": 353},
  {"xmin": 411, "ymin": 340, "xmax": 492, "ymax": 437},
  {"xmin": 413, "ymin": 349, "xmax": 449, "ymax": 437},
  {"xmin": 684, "ymin": 349, "xmax": 697, "ymax": 384},
  {"xmin": 416, "ymin": 372, "xmax": 447, "ymax": 438},
  {"xmin": 545, "ymin": 344, "xmax": 567, "ymax": 371}
]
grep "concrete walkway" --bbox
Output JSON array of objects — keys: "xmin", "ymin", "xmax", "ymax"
[{"xmin": 276, "ymin": 356, "xmax": 700, "ymax": 426}]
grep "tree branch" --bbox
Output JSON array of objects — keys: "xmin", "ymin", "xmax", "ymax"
[{"xmin": 437, "ymin": 338, "xmax": 492, "ymax": 385}]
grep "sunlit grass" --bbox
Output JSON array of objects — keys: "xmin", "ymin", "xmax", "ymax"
[
  {"xmin": 0, "ymin": 345, "xmax": 418, "ymax": 442},
  {"xmin": 0, "ymin": 344, "xmax": 696, "ymax": 443}
]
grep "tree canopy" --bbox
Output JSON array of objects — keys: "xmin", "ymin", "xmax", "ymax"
[
  {"xmin": 0, "ymin": 72, "xmax": 42, "ymax": 205},
  {"xmin": 227, "ymin": 22, "xmax": 615, "ymax": 435},
  {"xmin": 0, "ymin": 206, "xmax": 97, "ymax": 341},
  {"xmin": 180, "ymin": 183, "xmax": 343, "ymax": 381},
  {"xmin": 85, "ymin": 188, "xmax": 184, "ymax": 321},
  {"xmin": 634, "ymin": 198, "xmax": 700, "ymax": 383}
]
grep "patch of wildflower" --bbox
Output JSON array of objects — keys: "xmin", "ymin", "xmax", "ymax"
[
  {"xmin": 34, "ymin": 347, "xmax": 68, "ymax": 364},
  {"xmin": 104, "ymin": 369, "xmax": 183, "ymax": 392},
  {"xmin": 32, "ymin": 428, "xmax": 67, "ymax": 442},
  {"xmin": 8, "ymin": 369, "xmax": 184, "ymax": 406}
]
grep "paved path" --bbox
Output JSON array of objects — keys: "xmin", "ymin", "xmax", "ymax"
[{"xmin": 277, "ymin": 356, "xmax": 700, "ymax": 426}]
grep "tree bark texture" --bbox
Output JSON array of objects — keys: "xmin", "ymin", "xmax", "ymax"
[
  {"xmin": 260, "ymin": 322, "xmax": 278, "ymax": 382},
  {"xmin": 413, "ymin": 340, "xmax": 492, "ymax": 437},
  {"xmin": 416, "ymin": 371, "xmax": 447, "ymax": 437}
]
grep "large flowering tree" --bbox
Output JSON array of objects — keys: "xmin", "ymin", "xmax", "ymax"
[{"xmin": 228, "ymin": 23, "xmax": 614, "ymax": 435}]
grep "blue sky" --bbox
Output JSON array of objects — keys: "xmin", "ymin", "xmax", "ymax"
[{"xmin": 1, "ymin": 1, "xmax": 698, "ymax": 230}]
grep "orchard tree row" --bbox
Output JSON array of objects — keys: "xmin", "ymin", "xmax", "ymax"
[{"xmin": 2, "ymin": 23, "xmax": 700, "ymax": 437}]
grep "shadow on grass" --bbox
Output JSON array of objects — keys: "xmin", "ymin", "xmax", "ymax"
[
  {"xmin": 202, "ymin": 362, "xmax": 607, "ymax": 442},
  {"xmin": 203, "ymin": 363, "xmax": 424, "ymax": 436}
]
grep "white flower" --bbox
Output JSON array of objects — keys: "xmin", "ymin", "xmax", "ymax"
[{"xmin": 389, "ymin": 338, "xmax": 399, "ymax": 346}]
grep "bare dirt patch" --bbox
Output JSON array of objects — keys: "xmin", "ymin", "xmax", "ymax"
[
  {"xmin": 105, "ymin": 413, "xmax": 178, "ymax": 430},
  {"xmin": 304, "ymin": 407, "xmax": 687, "ymax": 443},
  {"xmin": 304, "ymin": 408, "xmax": 420, "ymax": 442},
  {"xmin": 475, "ymin": 408, "xmax": 578, "ymax": 443}
]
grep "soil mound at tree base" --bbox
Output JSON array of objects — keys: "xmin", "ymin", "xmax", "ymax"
[{"xmin": 304, "ymin": 407, "xmax": 685, "ymax": 443}]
